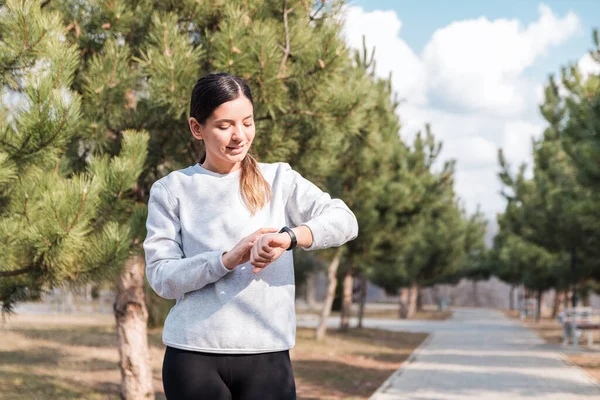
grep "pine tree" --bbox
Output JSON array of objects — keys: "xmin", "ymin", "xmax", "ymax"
[
  {"xmin": 556, "ymin": 31, "xmax": 600, "ymax": 289},
  {"xmin": 494, "ymin": 46, "xmax": 599, "ymax": 314},
  {"xmin": 368, "ymin": 127, "xmax": 466, "ymax": 319},
  {"xmin": 0, "ymin": 1, "xmax": 152, "ymax": 397},
  {"xmin": 0, "ymin": 0, "xmax": 148, "ymax": 315}
]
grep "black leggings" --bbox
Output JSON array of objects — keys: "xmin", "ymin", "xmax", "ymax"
[{"xmin": 162, "ymin": 346, "xmax": 296, "ymax": 400}]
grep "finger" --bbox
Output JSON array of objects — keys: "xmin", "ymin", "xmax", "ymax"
[
  {"xmin": 252, "ymin": 264, "xmax": 269, "ymax": 274},
  {"xmin": 258, "ymin": 246, "xmax": 274, "ymax": 259},
  {"xmin": 269, "ymin": 235, "xmax": 290, "ymax": 249},
  {"xmin": 239, "ymin": 242, "xmax": 254, "ymax": 264},
  {"xmin": 251, "ymin": 228, "xmax": 278, "ymax": 238},
  {"xmin": 258, "ymin": 236, "xmax": 278, "ymax": 258},
  {"xmin": 252, "ymin": 241, "xmax": 270, "ymax": 263},
  {"xmin": 251, "ymin": 257, "xmax": 270, "ymax": 267},
  {"xmin": 261, "ymin": 242, "xmax": 274, "ymax": 253},
  {"xmin": 251, "ymin": 241, "xmax": 259, "ymax": 264}
]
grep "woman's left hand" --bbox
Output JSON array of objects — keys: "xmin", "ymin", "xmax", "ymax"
[{"xmin": 250, "ymin": 233, "xmax": 291, "ymax": 273}]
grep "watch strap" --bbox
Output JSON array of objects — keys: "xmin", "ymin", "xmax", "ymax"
[{"xmin": 279, "ymin": 226, "xmax": 297, "ymax": 251}]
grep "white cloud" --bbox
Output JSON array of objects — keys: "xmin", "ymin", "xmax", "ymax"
[
  {"xmin": 341, "ymin": 4, "xmax": 581, "ymax": 221},
  {"xmin": 443, "ymin": 136, "xmax": 498, "ymax": 168},
  {"xmin": 502, "ymin": 120, "xmax": 545, "ymax": 177},
  {"xmin": 578, "ymin": 52, "xmax": 600, "ymax": 79},
  {"xmin": 421, "ymin": 4, "xmax": 579, "ymax": 115},
  {"xmin": 454, "ymin": 167, "xmax": 505, "ymax": 215},
  {"xmin": 341, "ymin": 7, "xmax": 426, "ymax": 105}
]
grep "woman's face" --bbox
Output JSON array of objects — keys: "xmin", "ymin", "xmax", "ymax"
[{"xmin": 189, "ymin": 95, "xmax": 255, "ymax": 173}]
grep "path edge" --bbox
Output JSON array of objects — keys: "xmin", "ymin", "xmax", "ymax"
[
  {"xmin": 517, "ymin": 317, "xmax": 600, "ymax": 390},
  {"xmin": 556, "ymin": 351, "xmax": 600, "ymax": 389},
  {"xmin": 368, "ymin": 331, "xmax": 435, "ymax": 400}
]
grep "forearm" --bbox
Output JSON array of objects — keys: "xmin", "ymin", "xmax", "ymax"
[
  {"xmin": 293, "ymin": 225, "xmax": 314, "ymax": 249},
  {"xmin": 302, "ymin": 204, "xmax": 359, "ymax": 250},
  {"xmin": 146, "ymin": 250, "xmax": 230, "ymax": 299}
]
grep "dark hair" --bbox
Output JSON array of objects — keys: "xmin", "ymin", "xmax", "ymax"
[
  {"xmin": 190, "ymin": 73, "xmax": 271, "ymax": 214},
  {"xmin": 190, "ymin": 72, "xmax": 254, "ymax": 123}
]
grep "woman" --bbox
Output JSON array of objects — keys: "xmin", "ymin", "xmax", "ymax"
[{"xmin": 144, "ymin": 72, "xmax": 358, "ymax": 400}]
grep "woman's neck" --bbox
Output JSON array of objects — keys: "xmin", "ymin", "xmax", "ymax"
[{"xmin": 201, "ymin": 157, "xmax": 242, "ymax": 175}]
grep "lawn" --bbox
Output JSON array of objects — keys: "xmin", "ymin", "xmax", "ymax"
[
  {"xmin": 504, "ymin": 309, "xmax": 600, "ymax": 383},
  {"xmin": 0, "ymin": 313, "xmax": 427, "ymax": 400}
]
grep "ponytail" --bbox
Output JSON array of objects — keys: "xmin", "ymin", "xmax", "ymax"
[{"xmin": 240, "ymin": 154, "xmax": 271, "ymax": 215}]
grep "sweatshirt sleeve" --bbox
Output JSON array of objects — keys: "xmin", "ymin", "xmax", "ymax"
[
  {"xmin": 143, "ymin": 181, "xmax": 231, "ymax": 299},
  {"xmin": 283, "ymin": 164, "xmax": 359, "ymax": 251}
]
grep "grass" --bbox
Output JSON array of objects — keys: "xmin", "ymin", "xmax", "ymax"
[
  {"xmin": 293, "ymin": 327, "xmax": 427, "ymax": 399},
  {"xmin": 504, "ymin": 309, "xmax": 600, "ymax": 383},
  {"xmin": 0, "ymin": 313, "xmax": 427, "ymax": 400}
]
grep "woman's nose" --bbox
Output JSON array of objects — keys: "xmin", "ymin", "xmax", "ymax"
[{"xmin": 231, "ymin": 124, "xmax": 244, "ymax": 141}]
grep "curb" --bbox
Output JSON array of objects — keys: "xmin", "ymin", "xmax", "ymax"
[
  {"xmin": 556, "ymin": 351, "xmax": 600, "ymax": 390},
  {"xmin": 368, "ymin": 332, "xmax": 435, "ymax": 400},
  {"xmin": 515, "ymin": 315, "xmax": 600, "ymax": 391}
]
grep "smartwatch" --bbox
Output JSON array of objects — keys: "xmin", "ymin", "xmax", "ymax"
[{"xmin": 279, "ymin": 226, "xmax": 297, "ymax": 251}]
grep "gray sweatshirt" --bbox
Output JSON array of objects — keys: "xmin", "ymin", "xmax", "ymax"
[{"xmin": 144, "ymin": 162, "xmax": 358, "ymax": 354}]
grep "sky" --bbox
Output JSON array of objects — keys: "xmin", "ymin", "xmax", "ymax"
[{"xmin": 339, "ymin": 0, "xmax": 600, "ymax": 242}]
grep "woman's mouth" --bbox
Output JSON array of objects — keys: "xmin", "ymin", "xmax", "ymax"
[{"xmin": 227, "ymin": 144, "xmax": 246, "ymax": 154}]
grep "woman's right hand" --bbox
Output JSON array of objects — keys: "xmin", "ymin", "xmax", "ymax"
[{"xmin": 222, "ymin": 228, "xmax": 279, "ymax": 270}]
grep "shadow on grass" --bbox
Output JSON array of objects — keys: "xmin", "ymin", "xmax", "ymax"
[
  {"xmin": 293, "ymin": 358, "xmax": 394, "ymax": 399},
  {"xmin": 0, "ymin": 346, "xmax": 117, "ymax": 371},
  {"xmin": 0, "ymin": 370, "xmax": 120, "ymax": 400},
  {"xmin": 351, "ymin": 351, "xmax": 411, "ymax": 364},
  {"xmin": 12, "ymin": 326, "xmax": 167, "ymax": 351},
  {"xmin": 12, "ymin": 326, "xmax": 117, "ymax": 348},
  {"xmin": 323, "ymin": 328, "xmax": 426, "ymax": 351}
]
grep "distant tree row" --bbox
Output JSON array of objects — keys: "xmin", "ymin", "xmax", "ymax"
[{"xmin": 493, "ymin": 30, "xmax": 600, "ymax": 320}]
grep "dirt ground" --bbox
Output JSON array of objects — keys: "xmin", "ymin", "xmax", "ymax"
[
  {"xmin": 504, "ymin": 309, "xmax": 600, "ymax": 383},
  {"xmin": 0, "ymin": 313, "xmax": 427, "ymax": 400}
]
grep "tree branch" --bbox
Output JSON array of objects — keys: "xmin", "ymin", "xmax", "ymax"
[
  {"xmin": 68, "ymin": 188, "xmax": 88, "ymax": 231},
  {"xmin": 0, "ymin": 267, "xmax": 32, "ymax": 278},
  {"xmin": 14, "ymin": 107, "xmax": 68, "ymax": 159},
  {"xmin": 278, "ymin": 1, "xmax": 293, "ymax": 78},
  {"xmin": 52, "ymin": 204, "xmax": 70, "ymax": 233}
]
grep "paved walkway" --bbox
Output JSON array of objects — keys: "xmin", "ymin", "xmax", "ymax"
[{"xmin": 298, "ymin": 308, "xmax": 600, "ymax": 400}]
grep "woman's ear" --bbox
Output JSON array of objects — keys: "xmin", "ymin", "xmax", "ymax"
[{"xmin": 189, "ymin": 117, "xmax": 203, "ymax": 140}]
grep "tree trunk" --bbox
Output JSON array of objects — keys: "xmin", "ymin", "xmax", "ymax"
[
  {"xmin": 472, "ymin": 280, "xmax": 479, "ymax": 307},
  {"xmin": 340, "ymin": 270, "xmax": 353, "ymax": 331},
  {"xmin": 356, "ymin": 276, "xmax": 368, "ymax": 328},
  {"xmin": 398, "ymin": 287, "xmax": 409, "ymax": 319},
  {"xmin": 114, "ymin": 254, "xmax": 154, "ymax": 400},
  {"xmin": 552, "ymin": 290, "xmax": 564, "ymax": 318},
  {"xmin": 571, "ymin": 247, "xmax": 578, "ymax": 307},
  {"xmin": 305, "ymin": 270, "xmax": 317, "ymax": 310},
  {"xmin": 64, "ymin": 288, "xmax": 75, "ymax": 313},
  {"xmin": 509, "ymin": 285, "xmax": 515, "ymax": 310},
  {"xmin": 434, "ymin": 285, "xmax": 442, "ymax": 311},
  {"xmin": 407, "ymin": 283, "xmax": 418, "ymax": 319},
  {"xmin": 416, "ymin": 285, "xmax": 423, "ymax": 311},
  {"xmin": 582, "ymin": 281, "xmax": 590, "ymax": 306},
  {"xmin": 535, "ymin": 290, "xmax": 542, "ymax": 322},
  {"xmin": 316, "ymin": 247, "xmax": 343, "ymax": 341}
]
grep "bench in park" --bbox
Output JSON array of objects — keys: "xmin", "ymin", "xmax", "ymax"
[{"xmin": 558, "ymin": 307, "xmax": 600, "ymax": 347}]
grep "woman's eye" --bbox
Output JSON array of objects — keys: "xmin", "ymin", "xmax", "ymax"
[
  {"xmin": 244, "ymin": 123, "xmax": 253, "ymax": 127},
  {"xmin": 218, "ymin": 126, "xmax": 230, "ymax": 130}
]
